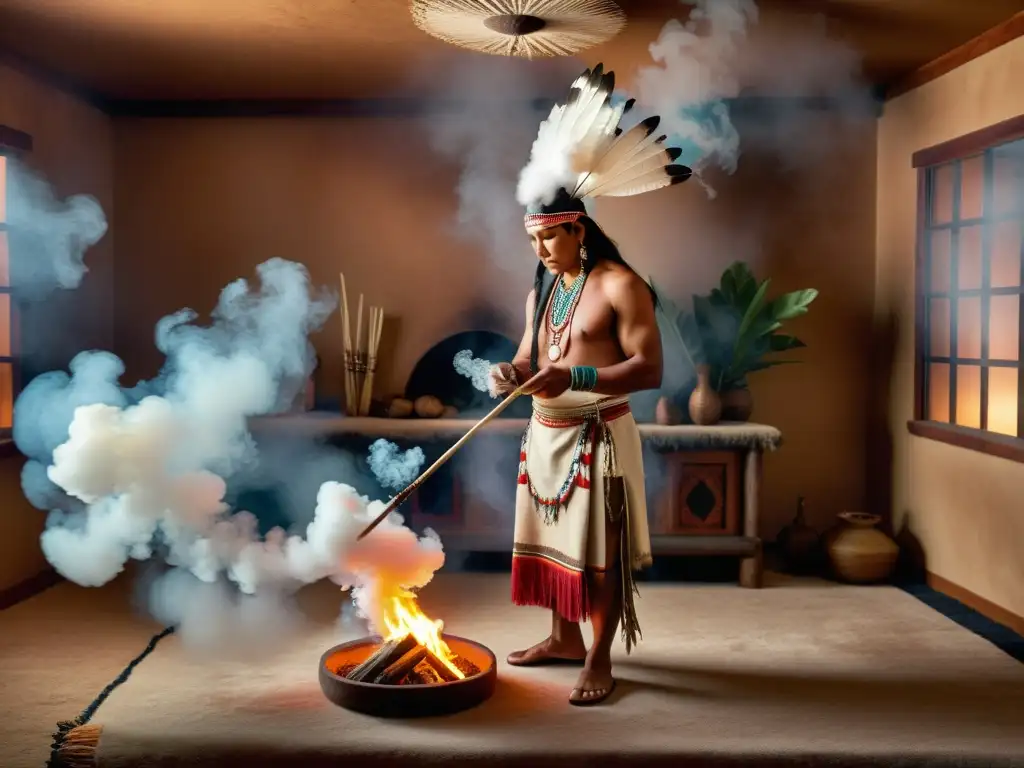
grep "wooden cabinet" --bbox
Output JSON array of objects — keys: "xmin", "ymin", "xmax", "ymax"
[{"xmin": 656, "ymin": 451, "xmax": 741, "ymax": 536}]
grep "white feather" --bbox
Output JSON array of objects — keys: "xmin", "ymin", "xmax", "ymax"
[
  {"xmin": 516, "ymin": 66, "xmax": 622, "ymax": 207},
  {"xmin": 518, "ymin": 63, "xmax": 691, "ymax": 208},
  {"xmin": 594, "ymin": 165, "xmax": 678, "ymax": 198},
  {"xmin": 574, "ymin": 119, "xmax": 663, "ymax": 198}
]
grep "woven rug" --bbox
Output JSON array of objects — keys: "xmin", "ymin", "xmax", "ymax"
[{"xmin": 2, "ymin": 571, "xmax": 1023, "ymax": 768}]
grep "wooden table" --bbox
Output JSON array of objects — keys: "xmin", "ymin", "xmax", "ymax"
[{"xmin": 250, "ymin": 414, "xmax": 782, "ymax": 588}]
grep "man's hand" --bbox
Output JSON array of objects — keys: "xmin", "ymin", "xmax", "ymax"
[
  {"xmin": 487, "ymin": 362, "xmax": 519, "ymax": 398},
  {"xmin": 521, "ymin": 365, "xmax": 571, "ymax": 399}
]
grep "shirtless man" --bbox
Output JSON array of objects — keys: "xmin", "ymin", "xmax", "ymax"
[
  {"xmin": 488, "ymin": 63, "xmax": 691, "ymax": 706},
  {"xmin": 489, "ymin": 200, "xmax": 662, "ymax": 706}
]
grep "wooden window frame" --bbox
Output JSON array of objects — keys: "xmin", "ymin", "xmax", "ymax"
[
  {"xmin": 0, "ymin": 125, "xmax": 32, "ymax": 454},
  {"xmin": 909, "ymin": 114, "xmax": 1024, "ymax": 464}
]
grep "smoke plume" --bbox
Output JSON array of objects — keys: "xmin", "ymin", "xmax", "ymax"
[
  {"xmin": 629, "ymin": 0, "xmax": 870, "ymax": 194},
  {"xmin": 367, "ymin": 439, "xmax": 425, "ymax": 491},
  {"xmin": 453, "ymin": 349, "xmax": 493, "ymax": 394},
  {"xmin": 415, "ymin": 55, "xmax": 581, "ymax": 284},
  {"xmin": 3, "ymin": 156, "xmax": 107, "ymax": 298},
  {"xmin": 13, "ymin": 255, "xmax": 446, "ymax": 657}
]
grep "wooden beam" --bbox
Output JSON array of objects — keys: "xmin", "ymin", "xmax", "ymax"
[
  {"xmin": 102, "ymin": 94, "xmax": 882, "ymax": 119},
  {"xmin": 886, "ymin": 11, "xmax": 1024, "ymax": 101},
  {"xmin": 0, "ymin": 125, "xmax": 32, "ymax": 153},
  {"xmin": 0, "ymin": 568, "xmax": 63, "ymax": 611},
  {"xmin": 912, "ymin": 114, "xmax": 1024, "ymax": 168},
  {"xmin": 907, "ymin": 420, "xmax": 1024, "ymax": 464}
]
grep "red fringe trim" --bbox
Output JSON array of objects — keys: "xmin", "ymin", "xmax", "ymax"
[{"xmin": 511, "ymin": 556, "xmax": 589, "ymax": 622}]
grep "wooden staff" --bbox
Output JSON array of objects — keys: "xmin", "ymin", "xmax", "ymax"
[
  {"xmin": 359, "ymin": 306, "xmax": 384, "ymax": 416},
  {"xmin": 355, "ymin": 386, "xmax": 525, "ymax": 541},
  {"xmin": 339, "ymin": 273, "xmax": 357, "ymax": 416}
]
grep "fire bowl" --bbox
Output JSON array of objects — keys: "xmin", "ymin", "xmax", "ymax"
[{"xmin": 319, "ymin": 634, "xmax": 497, "ymax": 718}]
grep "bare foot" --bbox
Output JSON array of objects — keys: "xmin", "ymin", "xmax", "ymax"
[
  {"xmin": 568, "ymin": 663, "xmax": 616, "ymax": 706},
  {"xmin": 507, "ymin": 635, "xmax": 587, "ymax": 667}
]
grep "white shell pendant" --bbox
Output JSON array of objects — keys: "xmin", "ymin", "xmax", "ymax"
[{"xmin": 547, "ymin": 344, "xmax": 562, "ymax": 362}]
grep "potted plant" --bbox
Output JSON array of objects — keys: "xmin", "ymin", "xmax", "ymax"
[{"xmin": 651, "ymin": 262, "xmax": 818, "ymax": 422}]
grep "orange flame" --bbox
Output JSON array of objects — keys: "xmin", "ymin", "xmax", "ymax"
[{"xmin": 381, "ymin": 593, "xmax": 465, "ymax": 680}]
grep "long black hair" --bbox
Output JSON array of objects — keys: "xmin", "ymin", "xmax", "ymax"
[{"xmin": 528, "ymin": 216, "xmax": 656, "ymax": 373}]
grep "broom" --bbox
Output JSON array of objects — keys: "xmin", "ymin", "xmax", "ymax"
[{"xmin": 356, "ymin": 385, "xmax": 526, "ymax": 541}]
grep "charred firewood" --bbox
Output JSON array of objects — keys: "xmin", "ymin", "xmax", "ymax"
[
  {"xmin": 411, "ymin": 661, "xmax": 445, "ymax": 684},
  {"xmin": 421, "ymin": 648, "xmax": 460, "ymax": 682},
  {"xmin": 347, "ymin": 634, "xmax": 417, "ymax": 682},
  {"xmin": 374, "ymin": 647, "xmax": 429, "ymax": 685}
]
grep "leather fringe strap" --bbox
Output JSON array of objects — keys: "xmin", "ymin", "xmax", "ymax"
[
  {"xmin": 47, "ymin": 625, "xmax": 177, "ymax": 768},
  {"xmin": 599, "ymin": 420, "xmax": 642, "ymax": 655}
]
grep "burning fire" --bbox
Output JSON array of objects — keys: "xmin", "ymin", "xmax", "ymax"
[{"xmin": 381, "ymin": 592, "xmax": 465, "ymax": 680}]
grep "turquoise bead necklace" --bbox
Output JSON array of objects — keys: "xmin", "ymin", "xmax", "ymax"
[{"xmin": 546, "ymin": 271, "xmax": 587, "ymax": 362}]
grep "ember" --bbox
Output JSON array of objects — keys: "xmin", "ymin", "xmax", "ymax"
[{"xmin": 335, "ymin": 633, "xmax": 482, "ymax": 686}]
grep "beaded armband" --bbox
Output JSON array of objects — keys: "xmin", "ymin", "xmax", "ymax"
[{"xmin": 569, "ymin": 365, "xmax": 598, "ymax": 392}]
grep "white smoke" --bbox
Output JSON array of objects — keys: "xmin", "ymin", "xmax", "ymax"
[
  {"xmin": 3, "ymin": 156, "xmax": 107, "ymax": 298},
  {"xmin": 453, "ymin": 349, "xmax": 492, "ymax": 394},
  {"xmin": 632, "ymin": 0, "xmax": 756, "ymax": 182},
  {"xmin": 629, "ymin": 0, "xmax": 869, "ymax": 194},
  {"xmin": 416, "ymin": 55, "xmax": 581, "ymax": 278},
  {"xmin": 366, "ymin": 439, "xmax": 425, "ymax": 491},
  {"xmin": 14, "ymin": 257, "xmax": 447, "ymax": 657}
]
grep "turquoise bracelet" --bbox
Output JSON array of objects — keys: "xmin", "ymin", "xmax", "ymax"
[{"xmin": 569, "ymin": 365, "xmax": 598, "ymax": 392}]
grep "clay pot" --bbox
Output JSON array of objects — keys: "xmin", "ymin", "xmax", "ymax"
[
  {"xmin": 826, "ymin": 512, "xmax": 899, "ymax": 584},
  {"xmin": 655, "ymin": 396, "xmax": 681, "ymax": 425},
  {"xmin": 688, "ymin": 364, "xmax": 722, "ymax": 425},
  {"xmin": 720, "ymin": 387, "xmax": 753, "ymax": 421},
  {"xmin": 777, "ymin": 496, "xmax": 820, "ymax": 574}
]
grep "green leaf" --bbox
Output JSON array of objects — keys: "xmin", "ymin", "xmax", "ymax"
[
  {"xmin": 708, "ymin": 288, "xmax": 731, "ymax": 306},
  {"xmin": 769, "ymin": 334, "xmax": 806, "ymax": 352},
  {"xmin": 767, "ymin": 289, "xmax": 818, "ymax": 321},
  {"xmin": 736, "ymin": 278, "xmax": 771, "ymax": 343},
  {"xmin": 720, "ymin": 267, "xmax": 739, "ymax": 304}
]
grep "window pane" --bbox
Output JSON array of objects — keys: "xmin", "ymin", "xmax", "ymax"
[
  {"xmin": 930, "ymin": 164, "xmax": 954, "ymax": 225},
  {"xmin": 0, "ymin": 231, "xmax": 7, "ymax": 288},
  {"xmin": 929, "ymin": 229, "xmax": 951, "ymax": 292},
  {"xmin": 988, "ymin": 367, "xmax": 1018, "ymax": 437},
  {"xmin": 0, "ymin": 154, "xmax": 6, "ymax": 225},
  {"xmin": 0, "ymin": 362, "xmax": 10, "ymax": 429},
  {"xmin": 989, "ymin": 295, "xmax": 1019, "ymax": 361},
  {"xmin": 957, "ymin": 296, "xmax": 981, "ymax": 358},
  {"xmin": 992, "ymin": 219, "xmax": 1022, "ymax": 288},
  {"xmin": 0, "ymin": 293, "xmax": 9, "ymax": 357},
  {"xmin": 955, "ymin": 364, "xmax": 981, "ymax": 428},
  {"xmin": 992, "ymin": 142, "xmax": 1024, "ymax": 216},
  {"xmin": 929, "ymin": 297, "xmax": 950, "ymax": 356},
  {"xmin": 927, "ymin": 363, "xmax": 950, "ymax": 422},
  {"xmin": 959, "ymin": 154, "xmax": 984, "ymax": 220},
  {"xmin": 957, "ymin": 225, "xmax": 982, "ymax": 290}
]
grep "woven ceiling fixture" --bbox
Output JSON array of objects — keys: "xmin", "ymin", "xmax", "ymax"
[{"xmin": 410, "ymin": 0, "xmax": 627, "ymax": 58}]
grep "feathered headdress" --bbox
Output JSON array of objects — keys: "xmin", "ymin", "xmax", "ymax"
[{"xmin": 517, "ymin": 63, "xmax": 691, "ymax": 229}]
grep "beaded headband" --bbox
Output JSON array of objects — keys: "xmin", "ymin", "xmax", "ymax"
[{"xmin": 523, "ymin": 211, "xmax": 583, "ymax": 230}]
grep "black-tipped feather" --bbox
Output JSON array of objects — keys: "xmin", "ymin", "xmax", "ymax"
[{"xmin": 667, "ymin": 165, "xmax": 693, "ymax": 181}]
